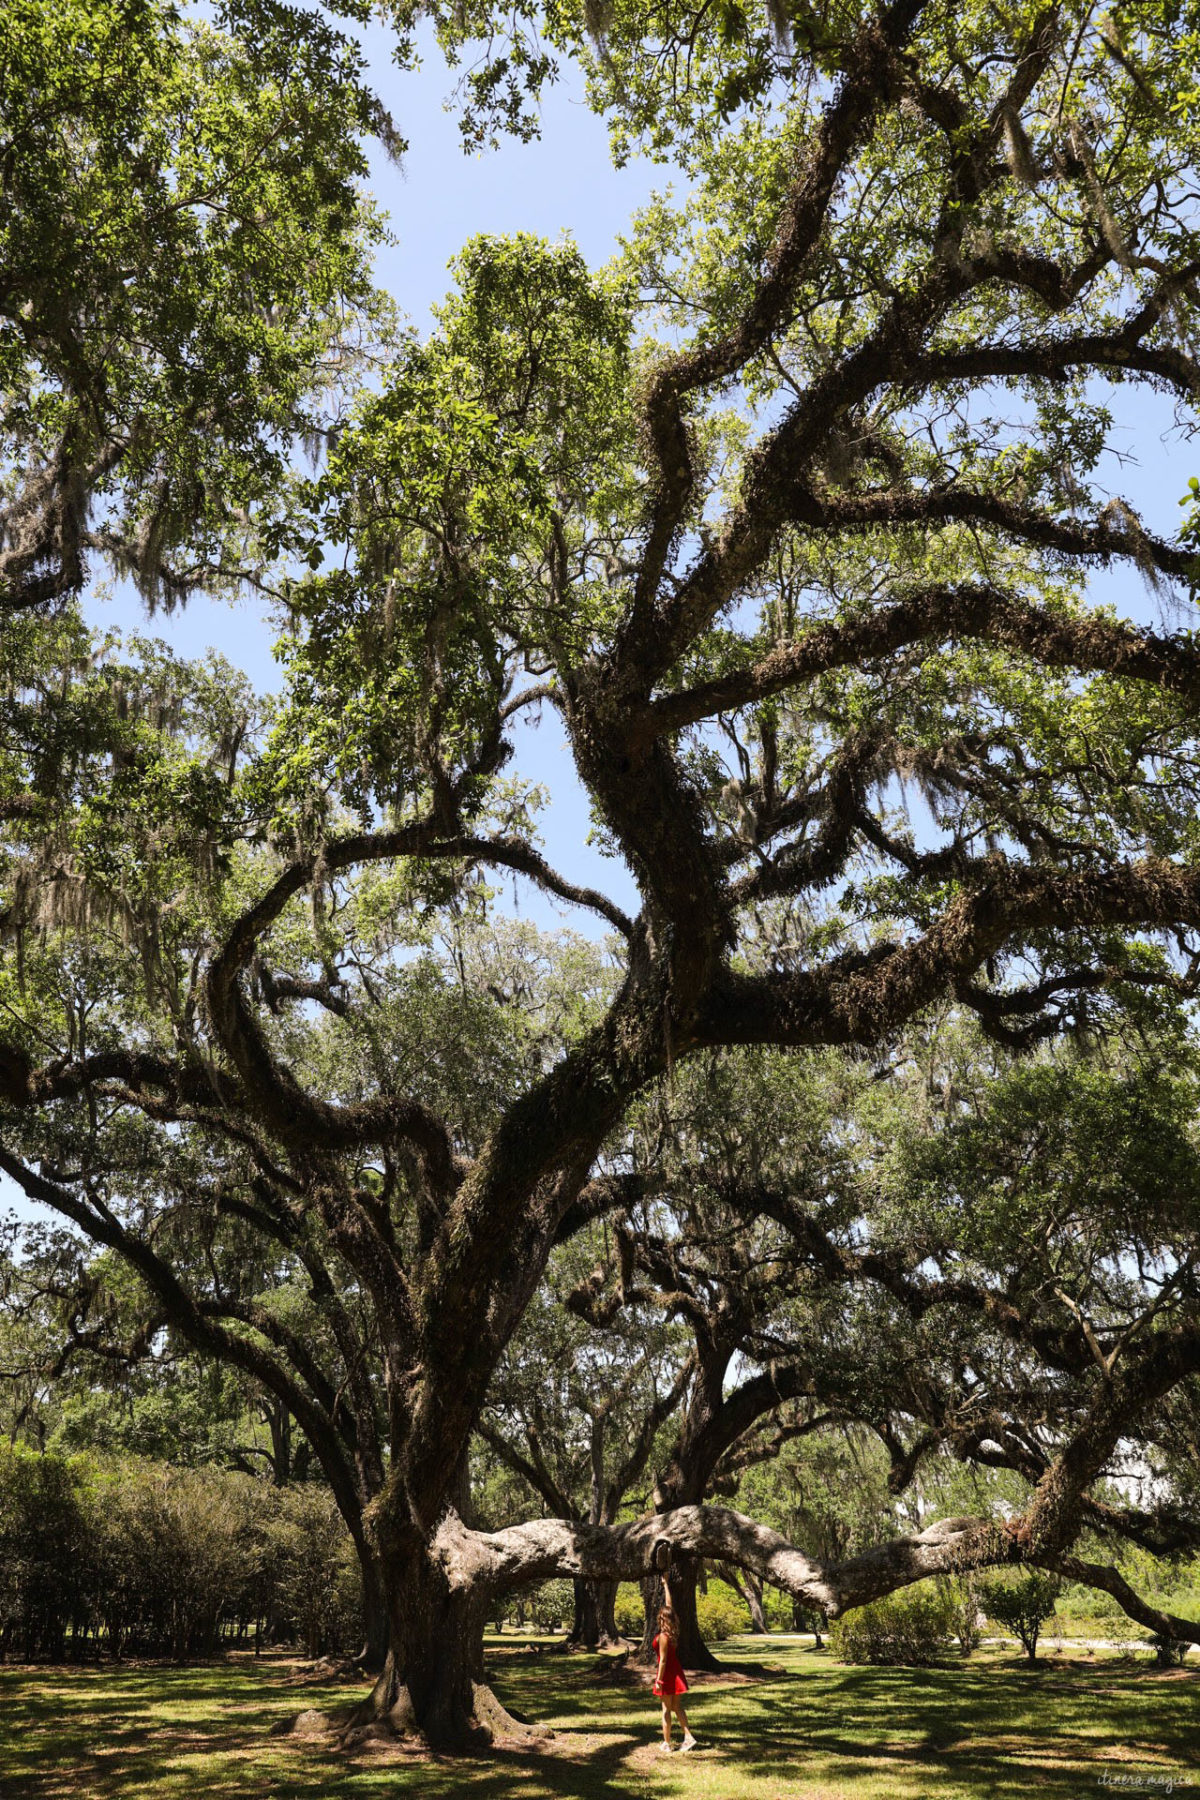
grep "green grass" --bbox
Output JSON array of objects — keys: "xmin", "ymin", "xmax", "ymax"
[{"xmin": 0, "ymin": 1635, "xmax": 1195, "ymax": 1800}]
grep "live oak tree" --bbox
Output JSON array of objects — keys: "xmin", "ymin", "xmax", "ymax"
[
  {"xmin": 748, "ymin": 1029, "xmax": 1200, "ymax": 1630},
  {"xmin": 735, "ymin": 1426, "xmax": 901, "ymax": 1636},
  {"xmin": 854, "ymin": 1040, "xmax": 1200, "ymax": 1595},
  {"xmin": 565, "ymin": 1049, "xmax": 870, "ymax": 1666},
  {"xmin": 9, "ymin": 0, "xmax": 1200, "ymax": 1752},
  {"xmin": 978, "ymin": 1569, "xmax": 1063, "ymax": 1663},
  {"xmin": 0, "ymin": 1227, "xmax": 318, "ymax": 1482}
]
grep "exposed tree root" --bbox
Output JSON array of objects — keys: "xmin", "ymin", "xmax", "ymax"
[
  {"xmin": 562, "ymin": 1630, "xmax": 626, "ymax": 1652},
  {"xmin": 276, "ymin": 1679, "xmax": 549, "ymax": 1753}
]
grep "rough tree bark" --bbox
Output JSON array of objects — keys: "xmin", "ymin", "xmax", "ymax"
[
  {"xmin": 568, "ymin": 1578, "xmax": 621, "ymax": 1650},
  {"xmin": 638, "ymin": 1553, "xmax": 721, "ymax": 1671},
  {"xmin": 441, "ymin": 1500, "xmax": 1200, "ymax": 1645},
  {"xmin": 357, "ymin": 1556, "xmax": 390, "ymax": 1672},
  {"xmin": 357, "ymin": 1549, "xmax": 496, "ymax": 1746}
]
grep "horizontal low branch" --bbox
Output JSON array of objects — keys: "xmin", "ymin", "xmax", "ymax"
[
  {"xmin": 432, "ymin": 1502, "xmax": 992, "ymax": 1613},
  {"xmin": 428, "ymin": 1503, "xmax": 1200, "ymax": 1648}
]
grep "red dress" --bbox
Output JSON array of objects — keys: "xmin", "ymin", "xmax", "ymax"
[{"xmin": 652, "ymin": 1632, "xmax": 689, "ymax": 1697}]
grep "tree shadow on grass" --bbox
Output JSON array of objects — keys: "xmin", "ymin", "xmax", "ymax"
[
  {"xmin": 691, "ymin": 1657, "xmax": 1200, "ymax": 1798},
  {"xmin": 2, "ymin": 1648, "xmax": 1196, "ymax": 1800},
  {"xmin": 0, "ymin": 1659, "xmax": 655, "ymax": 1800}
]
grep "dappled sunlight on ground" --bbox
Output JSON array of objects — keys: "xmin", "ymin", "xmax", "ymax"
[{"xmin": 0, "ymin": 1637, "xmax": 1195, "ymax": 1800}]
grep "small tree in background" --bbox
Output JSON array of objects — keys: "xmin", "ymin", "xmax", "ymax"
[
  {"xmin": 947, "ymin": 1578, "xmax": 984, "ymax": 1658},
  {"xmin": 979, "ymin": 1573, "xmax": 1063, "ymax": 1666}
]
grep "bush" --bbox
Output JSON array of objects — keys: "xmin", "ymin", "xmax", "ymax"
[
  {"xmin": 0, "ymin": 1450, "xmax": 364, "ymax": 1661},
  {"xmin": 762, "ymin": 1585, "xmax": 793, "ymax": 1632},
  {"xmin": 830, "ymin": 1585, "xmax": 957, "ymax": 1665},
  {"xmin": 271, "ymin": 1486, "xmax": 363, "ymax": 1659},
  {"xmin": 696, "ymin": 1588, "xmax": 744, "ymax": 1642},
  {"xmin": 614, "ymin": 1584, "xmax": 644, "ymax": 1639},
  {"xmin": 947, "ymin": 1577, "xmax": 984, "ymax": 1657},
  {"xmin": 0, "ymin": 1448, "xmax": 93, "ymax": 1660},
  {"xmin": 528, "ymin": 1579, "xmax": 573, "ymax": 1634},
  {"xmin": 86, "ymin": 1460, "xmax": 273, "ymax": 1658}
]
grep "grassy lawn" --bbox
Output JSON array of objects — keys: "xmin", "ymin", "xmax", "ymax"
[{"xmin": 0, "ymin": 1635, "xmax": 1195, "ymax": 1800}]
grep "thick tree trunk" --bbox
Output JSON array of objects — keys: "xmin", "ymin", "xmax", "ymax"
[
  {"xmin": 355, "ymin": 1554, "xmax": 390, "ymax": 1671},
  {"xmin": 568, "ymin": 1578, "xmax": 599, "ymax": 1649},
  {"xmin": 567, "ymin": 1577, "xmax": 621, "ymax": 1649},
  {"xmin": 596, "ymin": 1577, "xmax": 620, "ymax": 1644},
  {"xmin": 747, "ymin": 1578, "xmax": 767, "ymax": 1634},
  {"xmin": 361, "ymin": 1560, "xmax": 487, "ymax": 1748},
  {"xmin": 637, "ymin": 1553, "xmax": 722, "ymax": 1672},
  {"xmin": 348, "ymin": 1534, "xmax": 529, "ymax": 1750},
  {"xmin": 566, "ymin": 1577, "xmax": 621, "ymax": 1649}
]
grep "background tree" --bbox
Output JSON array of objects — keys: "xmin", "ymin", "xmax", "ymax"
[
  {"xmin": 0, "ymin": 1231, "xmax": 316, "ymax": 1481},
  {"xmin": 736, "ymin": 1429, "xmax": 901, "ymax": 1638},
  {"xmin": 565, "ymin": 1049, "xmax": 869, "ymax": 1666},
  {"xmin": 0, "ymin": 0, "xmax": 388, "ymax": 615},
  {"xmin": 978, "ymin": 1571, "xmax": 1063, "ymax": 1665},
  {"xmin": 568, "ymin": 1020, "xmax": 1200, "ymax": 1659}
]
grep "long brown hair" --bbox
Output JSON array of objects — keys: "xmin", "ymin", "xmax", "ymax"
[{"xmin": 657, "ymin": 1604, "xmax": 679, "ymax": 1644}]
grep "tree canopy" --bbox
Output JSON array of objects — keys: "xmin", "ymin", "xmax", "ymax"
[{"xmin": 4, "ymin": 0, "xmax": 1200, "ymax": 1751}]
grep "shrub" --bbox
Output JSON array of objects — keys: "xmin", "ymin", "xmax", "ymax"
[
  {"xmin": 0, "ymin": 1450, "xmax": 364, "ymax": 1661},
  {"xmin": 830, "ymin": 1585, "xmax": 957, "ymax": 1665},
  {"xmin": 696, "ymin": 1588, "xmax": 743, "ymax": 1642},
  {"xmin": 528, "ymin": 1579, "xmax": 573, "ymax": 1634},
  {"xmin": 762, "ymin": 1585, "xmax": 793, "ymax": 1632},
  {"xmin": 947, "ymin": 1577, "xmax": 984, "ymax": 1657},
  {"xmin": 86, "ymin": 1460, "xmax": 269, "ymax": 1658},
  {"xmin": 1151, "ymin": 1633, "xmax": 1192, "ymax": 1667},
  {"xmin": 978, "ymin": 1571, "xmax": 1062, "ymax": 1665},
  {"xmin": 272, "ymin": 1486, "xmax": 363, "ymax": 1659},
  {"xmin": 614, "ymin": 1584, "xmax": 644, "ymax": 1639},
  {"xmin": 0, "ymin": 1448, "xmax": 93, "ymax": 1660}
]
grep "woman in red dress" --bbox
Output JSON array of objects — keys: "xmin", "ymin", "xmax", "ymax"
[{"xmin": 652, "ymin": 1585, "xmax": 697, "ymax": 1753}]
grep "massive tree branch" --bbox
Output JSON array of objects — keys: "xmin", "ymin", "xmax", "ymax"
[
  {"xmin": 704, "ymin": 856, "xmax": 1200, "ymax": 1050},
  {"xmin": 430, "ymin": 1501, "xmax": 994, "ymax": 1614},
  {"xmin": 1050, "ymin": 1556, "xmax": 1200, "ymax": 1646},
  {"xmin": 622, "ymin": 0, "xmax": 929, "ymax": 649},
  {"xmin": 636, "ymin": 584, "xmax": 1200, "ymax": 744}
]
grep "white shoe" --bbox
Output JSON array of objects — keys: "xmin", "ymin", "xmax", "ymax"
[
  {"xmin": 680, "ymin": 1734, "xmax": 698, "ymax": 1753},
  {"xmin": 658, "ymin": 1741, "xmax": 676, "ymax": 1754}
]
